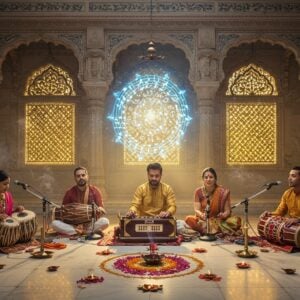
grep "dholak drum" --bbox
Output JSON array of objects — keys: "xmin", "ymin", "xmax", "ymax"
[
  {"xmin": 53, "ymin": 203, "xmax": 93, "ymax": 225},
  {"xmin": 12, "ymin": 210, "xmax": 38, "ymax": 243},
  {"xmin": 0, "ymin": 217, "xmax": 21, "ymax": 247},
  {"xmin": 258, "ymin": 213, "xmax": 300, "ymax": 247}
]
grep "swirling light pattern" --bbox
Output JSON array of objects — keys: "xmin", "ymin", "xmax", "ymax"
[{"xmin": 108, "ymin": 73, "xmax": 191, "ymax": 164}]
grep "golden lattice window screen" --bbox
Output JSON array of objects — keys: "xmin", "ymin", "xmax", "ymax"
[
  {"xmin": 25, "ymin": 103, "xmax": 75, "ymax": 165},
  {"xmin": 24, "ymin": 64, "xmax": 76, "ymax": 96},
  {"xmin": 226, "ymin": 63, "xmax": 278, "ymax": 96},
  {"xmin": 226, "ymin": 103, "xmax": 277, "ymax": 165}
]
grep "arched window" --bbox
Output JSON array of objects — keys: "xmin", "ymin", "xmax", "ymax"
[
  {"xmin": 25, "ymin": 64, "xmax": 76, "ymax": 96},
  {"xmin": 226, "ymin": 64, "xmax": 278, "ymax": 165},
  {"xmin": 24, "ymin": 64, "xmax": 75, "ymax": 165},
  {"xmin": 226, "ymin": 63, "xmax": 278, "ymax": 96}
]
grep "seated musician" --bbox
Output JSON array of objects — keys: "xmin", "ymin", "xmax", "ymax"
[
  {"xmin": 0, "ymin": 170, "xmax": 25, "ymax": 222},
  {"xmin": 126, "ymin": 163, "xmax": 176, "ymax": 218},
  {"xmin": 263, "ymin": 166, "xmax": 300, "ymax": 226},
  {"xmin": 185, "ymin": 167, "xmax": 241, "ymax": 236},
  {"xmin": 51, "ymin": 167, "xmax": 109, "ymax": 236}
]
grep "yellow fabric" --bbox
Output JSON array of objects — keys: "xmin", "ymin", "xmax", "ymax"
[
  {"xmin": 129, "ymin": 182, "xmax": 176, "ymax": 217},
  {"xmin": 272, "ymin": 188, "xmax": 300, "ymax": 218}
]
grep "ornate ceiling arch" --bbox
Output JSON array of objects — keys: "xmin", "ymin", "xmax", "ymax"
[
  {"xmin": 106, "ymin": 31, "xmax": 196, "ymax": 85},
  {"xmin": 0, "ymin": 32, "xmax": 84, "ymax": 83},
  {"xmin": 218, "ymin": 33, "xmax": 300, "ymax": 82}
]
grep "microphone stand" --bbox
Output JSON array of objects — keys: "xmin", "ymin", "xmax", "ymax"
[
  {"xmin": 86, "ymin": 201, "xmax": 102, "ymax": 240},
  {"xmin": 232, "ymin": 184, "xmax": 275, "ymax": 258},
  {"xmin": 16, "ymin": 184, "xmax": 59, "ymax": 259},
  {"xmin": 199, "ymin": 195, "xmax": 217, "ymax": 241}
]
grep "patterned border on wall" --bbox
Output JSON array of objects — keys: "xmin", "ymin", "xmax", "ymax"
[
  {"xmin": 0, "ymin": 1, "xmax": 299, "ymax": 15},
  {"xmin": 277, "ymin": 34, "xmax": 300, "ymax": 49},
  {"xmin": 0, "ymin": 32, "xmax": 84, "ymax": 55},
  {"xmin": 217, "ymin": 33, "xmax": 241, "ymax": 51},
  {"xmin": 0, "ymin": 2, "xmax": 85, "ymax": 12},
  {"xmin": 0, "ymin": 34, "xmax": 21, "ymax": 48},
  {"xmin": 217, "ymin": 32, "xmax": 300, "ymax": 53},
  {"xmin": 168, "ymin": 33, "xmax": 195, "ymax": 53}
]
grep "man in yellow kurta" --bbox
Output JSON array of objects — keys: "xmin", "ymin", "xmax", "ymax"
[
  {"xmin": 271, "ymin": 166, "xmax": 300, "ymax": 226},
  {"xmin": 126, "ymin": 163, "xmax": 176, "ymax": 218}
]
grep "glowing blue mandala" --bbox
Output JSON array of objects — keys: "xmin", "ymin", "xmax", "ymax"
[{"xmin": 108, "ymin": 73, "xmax": 192, "ymax": 164}]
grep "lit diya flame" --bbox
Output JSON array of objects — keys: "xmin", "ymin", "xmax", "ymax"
[
  {"xmin": 192, "ymin": 248, "xmax": 207, "ymax": 253},
  {"xmin": 236, "ymin": 261, "xmax": 251, "ymax": 269},
  {"xmin": 198, "ymin": 270, "xmax": 221, "ymax": 281},
  {"xmin": 76, "ymin": 274, "xmax": 104, "ymax": 284},
  {"xmin": 96, "ymin": 248, "xmax": 115, "ymax": 255},
  {"xmin": 138, "ymin": 284, "xmax": 163, "ymax": 292}
]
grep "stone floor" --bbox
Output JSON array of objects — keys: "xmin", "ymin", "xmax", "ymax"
[{"xmin": 0, "ymin": 215, "xmax": 300, "ymax": 300}]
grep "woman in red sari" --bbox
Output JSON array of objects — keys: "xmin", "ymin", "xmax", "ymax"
[
  {"xmin": 185, "ymin": 167, "xmax": 241, "ymax": 235},
  {"xmin": 0, "ymin": 170, "xmax": 24, "ymax": 221}
]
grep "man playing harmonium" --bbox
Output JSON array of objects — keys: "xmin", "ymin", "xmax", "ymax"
[
  {"xmin": 258, "ymin": 166, "xmax": 300, "ymax": 248},
  {"xmin": 126, "ymin": 163, "xmax": 176, "ymax": 218},
  {"xmin": 51, "ymin": 166, "xmax": 109, "ymax": 236}
]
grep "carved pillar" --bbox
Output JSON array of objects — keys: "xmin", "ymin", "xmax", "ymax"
[
  {"xmin": 83, "ymin": 82, "xmax": 108, "ymax": 192},
  {"xmin": 82, "ymin": 27, "xmax": 108, "ymax": 193},
  {"xmin": 195, "ymin": 27, "xmax": 220, "ymax": 171},
  {"xmin": 194, "ymin": 82, "xmax": 219, "ymax": 171}
]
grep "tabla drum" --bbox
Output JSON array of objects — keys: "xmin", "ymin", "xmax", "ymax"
[
  {"xmin": 257, "ymin": 212, "xmax": 300, "ymax": 247},
  {"xmin": 0, "ymin": 217, "xmax": 21, "ymax": 247},
  {"xmin": 53, "ymin": 203, "xmax": 93, "ymax": 225},
  {"xmin": 12, "ymin": 210, "xmax": 38, "ymax": 243}
]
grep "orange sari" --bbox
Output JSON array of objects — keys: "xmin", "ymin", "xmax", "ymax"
[{"xmin": 185, "ymin": 185, "xmax": 241, "ymax": 235}]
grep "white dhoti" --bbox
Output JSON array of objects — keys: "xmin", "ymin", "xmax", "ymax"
[{"xmin": 51, "ymin": 217, "xmax": 109, "ymax": 236}]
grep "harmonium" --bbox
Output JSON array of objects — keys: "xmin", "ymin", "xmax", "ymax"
[{"xmin": 119, "ymin": 216, "xmax": 177, "ymax": 242}]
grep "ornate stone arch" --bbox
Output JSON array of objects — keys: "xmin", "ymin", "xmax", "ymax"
[
  {"xmin": 0, "ymin": 32, "xmax": 85, "ymax": 83},
  {"xmin": 217, "ymin": 33, "xmax": 300, "ymax": 82},
  {"xmin": 106, "ymin": 31, "xmax": 196, "ymax": 85}
]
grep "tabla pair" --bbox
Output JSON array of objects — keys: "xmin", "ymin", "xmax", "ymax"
[
  {"xmin": 0, "ymin": 210, "xmax": 37, "ymax": 247},
  {"xmin": 258, "ymin": 212, "xmax": 300, "ymax": 247}
]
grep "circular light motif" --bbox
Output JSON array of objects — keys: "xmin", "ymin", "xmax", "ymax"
[{"xmin": 108, "ymin": 73, "xmax": 191, "ymax": 162}]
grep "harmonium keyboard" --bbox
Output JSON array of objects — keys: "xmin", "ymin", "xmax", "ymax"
[{"xmin": 119, "ymin": 216, "xmax": 177, "ymax": 242}]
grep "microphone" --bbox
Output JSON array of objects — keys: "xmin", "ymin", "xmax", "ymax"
[
  {"xmin": 263, "ymin": 181, "xmax": 282, "ymax": 189},
  {"xmin": 14, "ymin": 180, "xmax": 30, "ymax": 188},
  {"xmin": 205, "ymin": 194, "xmax": 210, "ymax": 212}
]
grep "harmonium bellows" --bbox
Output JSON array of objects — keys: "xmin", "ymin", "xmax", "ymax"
[{"xmin": 119, "ymin": 216, "xmax": 177, "ymax": 242}]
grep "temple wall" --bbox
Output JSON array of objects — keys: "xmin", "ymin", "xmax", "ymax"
[{"xmin": 0, "ymin": 0, "xmax": 299, "ymax": 218}]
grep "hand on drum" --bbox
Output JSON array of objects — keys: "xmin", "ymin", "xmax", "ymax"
[
  {"xmin": 260, "ymin": 211, "xmax": 272, "ymax": 219},
  {"xmin": 96, "ymin": 206, "xmax": 106, "ymax": 216},
  {"xmin": 159, "ymin": 211, "xmax": 170, "ymax": 218},
  {"xmin": 15, "ymin": 205, "xmax": 25, "ymax": 213},
  {"xmin": 285, "ymin": 218, "xmax": 300, "ymax": 227},
  {"xmin": 0, "ymin": 213, "xmax": 8, "ymax": 222}
]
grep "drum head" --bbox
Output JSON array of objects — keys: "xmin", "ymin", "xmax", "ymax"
[
  {"xmin": 1, "ymin": 217, "xmax": 20, "ymax": 227},
  {"xmin": 12, "ymin": 210, "xmax": 36, "ymax": 222}
]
